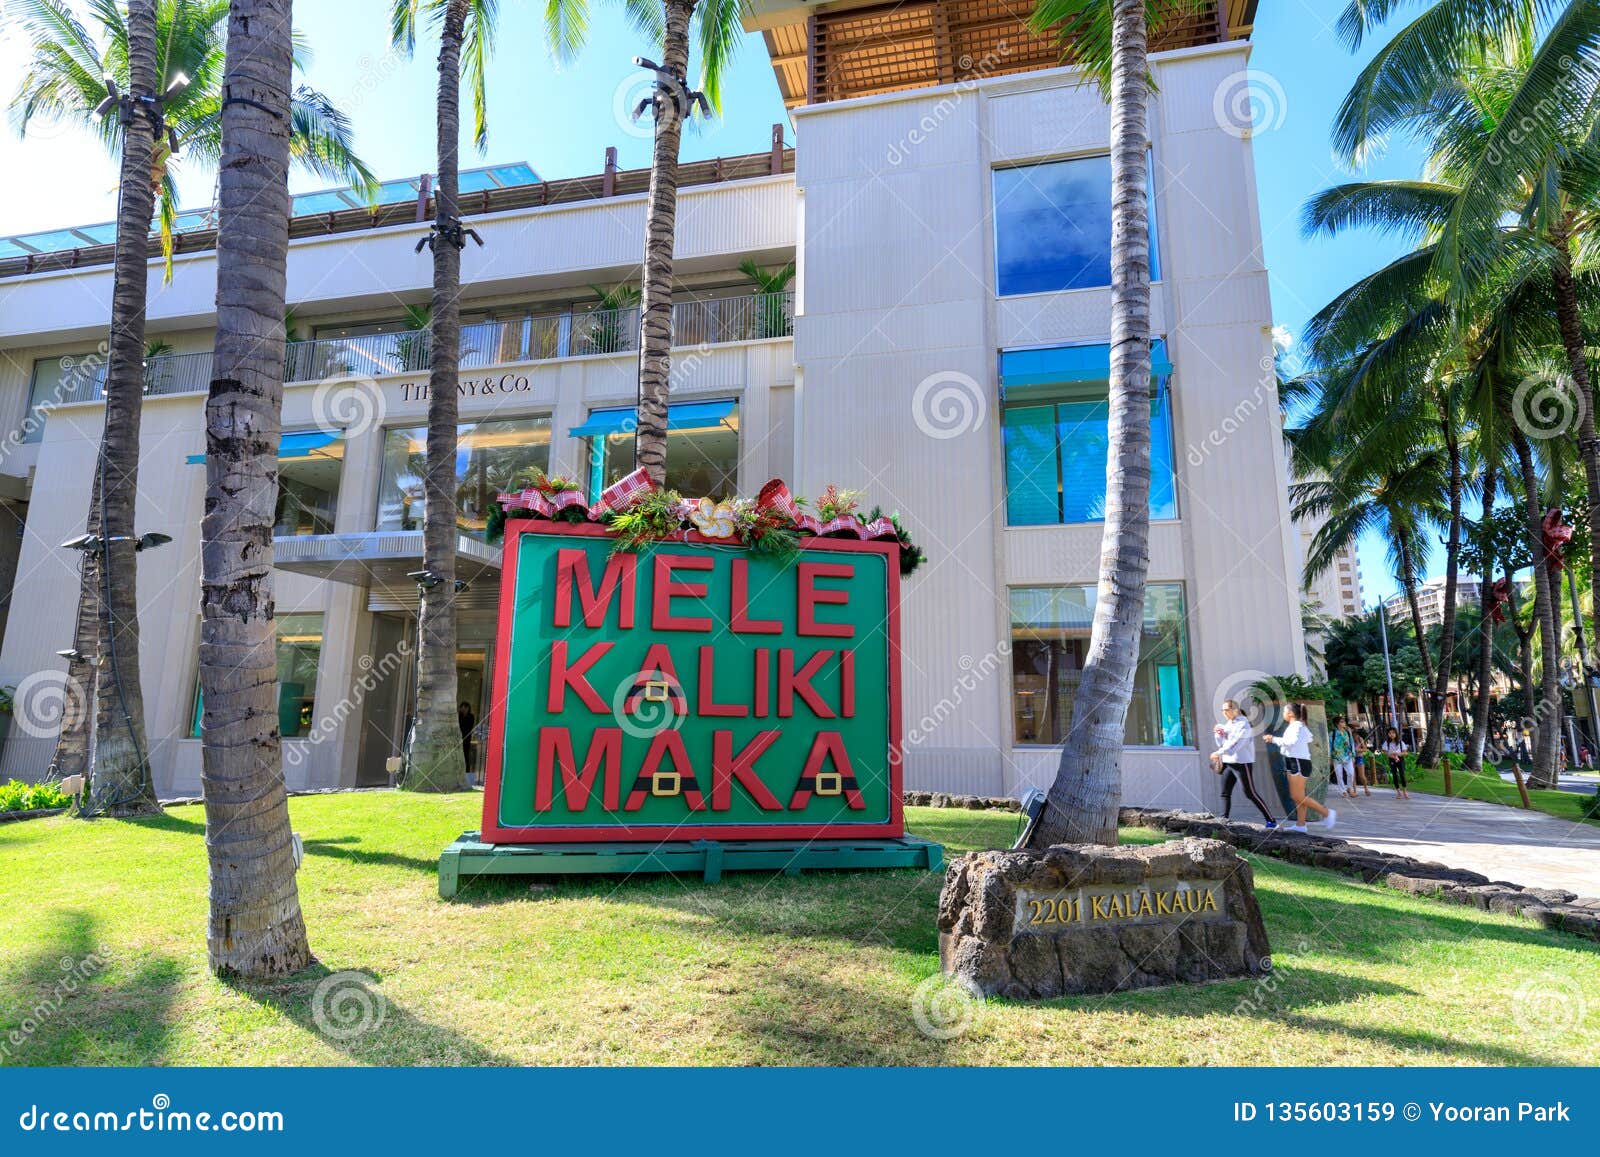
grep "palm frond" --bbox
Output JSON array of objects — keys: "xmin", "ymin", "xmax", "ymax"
[
  {"xmin": 463, "ymin": 0, "xmax": 498, "ymax": 151},
  {"xmin": 545, "ymin": 0, "xmax": 591, "ymax": 64},
  {"xmin": 695, "ymin": 0, "xmax": 746, "ymax": 112},
  {"xmin": 288, "ymin": 86, "xmax": 379, "ymax": 198}
]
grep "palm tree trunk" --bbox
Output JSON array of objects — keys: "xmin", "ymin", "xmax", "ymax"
[
  {"xmin": 1421, "ymin": 409, "xmax": 1462, "ymax": 781},
  {"xmin": 1397, "ymin": 535, "xmax": 1436, "ymax": 702},
  {"xmin": 1512, "ymin": 430, "xmax": 1562, "ymax": 788},
  {"xmin": 1550, "ymin": 223, "xmax": 1600, "ymax": 640},
  {"xmin": 633, "ymin": 0, "xmax": 698, "ymax": 486},
  {"xmin": 56, "ymin": 468, "xmax": 102, "ymax": 793},
  {"xmin": 201, "ymin": 0, "xmax": 311, "ymax": 977},
  {"xmin": 1028, "ymin": 0, "xmax": 1151, "ymax": 849},
  {"xmin": 1505, "ymin": 573, "xmax": 1535, "ymax": 730},
  {"xmin": 405, "ymin": 0, "xmax": 471, "ymax": 793},
  {"xmin": 1467, "ymin": 461, "xmax": 1497, "ymax": 771},
  {"xmin": 86, "ymin": 0, "xmax": 160, "ymax": 818}
]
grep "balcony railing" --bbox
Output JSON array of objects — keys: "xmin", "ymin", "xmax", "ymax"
[{"xmin": 52, "ymin": 291, "xmax": 793, "ymax": 405}]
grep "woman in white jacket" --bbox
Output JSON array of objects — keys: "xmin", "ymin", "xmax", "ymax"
[
  {"xmin": 1211, "ymin": 700, "xmax": 1279, "ymax": 826},
  {"xmin": 1265, "ymin": 703, "xmax": 1336, "ymax": 832}
]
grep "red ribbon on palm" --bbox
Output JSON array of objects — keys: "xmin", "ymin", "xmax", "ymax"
[{"xmin": 1541, "ymin": 508, "xmax": 1573, "ymax": 571}]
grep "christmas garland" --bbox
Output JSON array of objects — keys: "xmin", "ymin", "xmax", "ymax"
[{"xmin": 495, "ymin": 470, "xmax": 927, "ymax": 576}]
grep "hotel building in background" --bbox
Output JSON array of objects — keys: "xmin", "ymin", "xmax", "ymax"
[
  {"xmin": 0, "ymin": 1, "xmax": 1296, "ymax": 812},
  {"xmin": 1383, "ymin": 575, "xmax": 1485, "ymax": 634}
]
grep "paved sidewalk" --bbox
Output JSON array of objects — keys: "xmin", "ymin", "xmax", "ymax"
[{"xmin": 1322, "ymin": 788, "xmax": 1600, "ymax": 896}]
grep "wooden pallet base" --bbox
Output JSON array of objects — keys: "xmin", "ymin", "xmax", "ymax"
[{"xmin": 437, "ymin": 832, "xmax": 944, "ymax": 898}]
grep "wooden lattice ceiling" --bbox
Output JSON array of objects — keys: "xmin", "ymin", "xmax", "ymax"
[{"xmin": 761, "ymin": 0, "xmax": 1256, "ymax": 109}]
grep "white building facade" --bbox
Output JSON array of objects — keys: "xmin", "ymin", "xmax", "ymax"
[{"xmin": 0, "ymin": 2, "xmax": 1299, "ymax": 812}]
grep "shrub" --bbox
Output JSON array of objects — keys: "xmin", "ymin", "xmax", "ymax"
[{"xmin": 0, "ymin": 778, "xmax": 71, "ymax": 813}]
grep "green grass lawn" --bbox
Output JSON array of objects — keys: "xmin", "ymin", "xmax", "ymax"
[
  {"xmin": 2, "ymin": 792, "xmax": 1597, "ymax": 1066},
  {"xmin": 1407, "ymin": 762, "xmax": 1600, "ymax": 826}
]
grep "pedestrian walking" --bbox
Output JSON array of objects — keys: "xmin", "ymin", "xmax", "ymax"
[
  {"xmin": 1330, "ymin": 716, "xmax": 1357, "ymax": 799},
  {"xmin": 1352, "ymin": 729, "xmax": 1374, "ymax": 796},
  {"xmin": 1266, "ymin": 704, "xmax": 1335, "ymax": 832},
  {"xmin": 1382, "ymin": 726, "xmax": 1410, "ymax": 799},
  {"xmin": 1211, "ymin": 700, "xmax": 1279, "ymax": 827}
]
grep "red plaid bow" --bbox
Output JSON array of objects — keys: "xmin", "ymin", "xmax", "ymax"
[
  {"xmin": 588, "ymin": 467, "xmax": 655, "ymax": 519},
  {"xmin": 756, "ymin": 478, "xmax": 802, "ymax": 521}
]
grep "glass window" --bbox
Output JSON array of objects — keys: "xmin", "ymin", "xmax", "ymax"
[
  {"xmin": 1010, "ymin": 583, "xmax": 1191, "ymax": 747},
  {"xmin": 312, "ymin": 318, "xmax": 411, "ymax": 340},
  {"xmin": 20, "ymin": 354, "xmax": 98, "ymax": 443},
  {"xmin": 275, "ymin": 614, "xmax": 323, "ymax": 739},
  {"xmin": 190, "ymin": 613, "xmax": 324, "ymax": 739},
  {"xmin": 586, "ymin": 402, "xmax": 739, "ymax": 499},
  {"xmin": 993, "ymin": 154, "xmax": 1160, "ymax": 296},
  {"xmin": 274, "ymin": 436, "xmax": 343, "ymax": 536},
  {"xmin": 377, "ymin": 417, "xmax": 551, "ymax": 541},
  {"xmin": 1002, "ymin": 386, "xmax": 1177, "ymax": 525}
]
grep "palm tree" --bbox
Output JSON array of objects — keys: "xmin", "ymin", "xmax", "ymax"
[
  {"xmin": 1332, "ymin": 0, "xmax": 1600, "ymax": 673},
  {"xmin": 11, "ymin": 0, "xmax": 373, "ymax": 803},
  {"xmin": 545, "ymin": 0, "xmax": 744, "ymax": 485},
  {"xmin": 1294, "ymin": 445, "xmax": 1452, "ymax": 704},
  {"xmin": 200, "ymin": 0, "xmax": 311, "ymax": 976},
  {"xmin": 738, "ymin": 258, "xmax": 795, "ymax": 340},
  {"xmin": 1305, "ymin": 10, "xmax": 1600, "ymax": 785},
  {"xmin": 9, "ymin": 0, "xmax": 375, "ymax": 279},
  {"xmin": 49, "ymin": 0, "xmax": 164, "ymax": 819},
  {"xmin": 388, "ymin": 0, "xmax": 499, "ymax": 792},
  {"xmin": 581, "ymin": 282, "xmax": 643, "ymax": 355},
  {"xmin": 1021, "ymin": 0, "xmax": 1205, "ymax": 847},
  {"xmin": 1298, "ymin": 212, "xmax": 1579, "ymax": 786}
]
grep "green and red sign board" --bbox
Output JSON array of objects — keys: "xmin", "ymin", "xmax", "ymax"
[{"xmin": 482, "ymin": 522, "xmax": 903, "ymax": 843}]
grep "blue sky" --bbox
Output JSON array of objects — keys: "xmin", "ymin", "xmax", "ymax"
[{"xmin": 0, "ymin": 0, "xmax": 1429, "ymax": 602}]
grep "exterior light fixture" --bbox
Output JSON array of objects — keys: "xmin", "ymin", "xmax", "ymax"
[
  {"xmin": 93, "ymin": 76, "xmax": 119, "ymax": 118},
  {"xmin": 135, "ymin": 531, "xmax": 172, "ymax": 551}
]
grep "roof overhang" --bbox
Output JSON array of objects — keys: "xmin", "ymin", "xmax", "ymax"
[{"xmin": 273, "ymin": 531, "xmax": 501, "ymax": 593}]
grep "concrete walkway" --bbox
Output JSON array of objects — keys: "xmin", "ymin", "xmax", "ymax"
[{"xmin": 1322, "ymin": 788, "xmax": 1600, "ymax": 897}]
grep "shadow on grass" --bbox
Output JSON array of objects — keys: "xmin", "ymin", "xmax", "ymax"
[
  {"xmin": 1242, "ymin": 859, "xmax": 1600, "ymax": 966},
  {"xmin": 1270, "ymin": 1009, "xmax": 1569, "ymax": 1065},
  {"xmin": 224, "ymin": 962, "xmax": 515, "ymax": 1066},
  {"xmin": 710, "ymin": 958, "xmax": 973, "ymax": 1065},
  {"xmin": 130, "ymin": 812, "xmax": 443, "ymax": 877},
  {"xmin": 298, "ymin": 835, "xmax": 441, "ymax": 876},
  {"xmin": 0, "ymin": 910, "xmax": 182, "ymax": 1066},
  {"xmin": 131, "ymin": 812, "xmax": 205, "ymax": 837}
]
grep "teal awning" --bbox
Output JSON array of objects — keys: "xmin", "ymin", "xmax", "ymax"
[
  {"xmin": 186, "ymin": 429, "xmax": 341, "ymax": 465},
  {"xmin": 569, "ymin": 398, "xmax": 736, "ymax": 439},
  {"xmin": 1000, "ymin": 340, "xmax": 1172, "ymax": 398}
]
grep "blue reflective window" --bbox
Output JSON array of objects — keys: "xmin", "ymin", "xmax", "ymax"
[
  {"xmin": 993, "ymin": 154, "xmax": 1160, "ymax": 296},
  {"xmin": 1010, "ymin": 583, "xmax": 1191, "ymax": 747},
  {"xmin": 1002, "ymin": 388, "xmax": 1177, "ymax": 525}
]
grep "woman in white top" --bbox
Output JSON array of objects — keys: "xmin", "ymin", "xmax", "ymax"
[{"xmin": 1265, "ymin": 703, "xmax": 1335, "ymax": 832}]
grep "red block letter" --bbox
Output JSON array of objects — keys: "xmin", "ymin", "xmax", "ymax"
[
  {"xmin": 652, "ymin": 554, "xmax": 714, "ymax": 631},
  {"xmin": 554, "ymin": 549, "xmax": 636, "ymax": 628},
  {"xmin": 697, "ymin": 645, "xmax": 748, "ymax": 717},
  {"xmin": 779, "ymin": 649, "xmax": 836, "ymax": 718},
  {"xmin": 535, "ymin": 727, "xmax": 621, "ymax": 811},
  {"xmin": 798, "ymin": 562, "xmax": 854, "ymax": 637},
  {"xmin": 711, "ymin": 730, "xmax": 783, "ymax": 810},
  {"xmin": 729, "ymin": 558, "xmax": 781, "ymax": 634},
  {"xmin": 547, "ymin": 640, "xmax": 613, "ymax": 713}
]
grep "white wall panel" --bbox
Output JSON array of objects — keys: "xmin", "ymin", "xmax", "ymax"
[{"xmin": 0, "ymin": 177, "xmax": 797, "ymax": 347}]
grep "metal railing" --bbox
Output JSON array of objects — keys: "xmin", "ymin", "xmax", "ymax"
[{"xmin": 42, "ymin": 291, "xmax": 794, "ymax": 410}]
